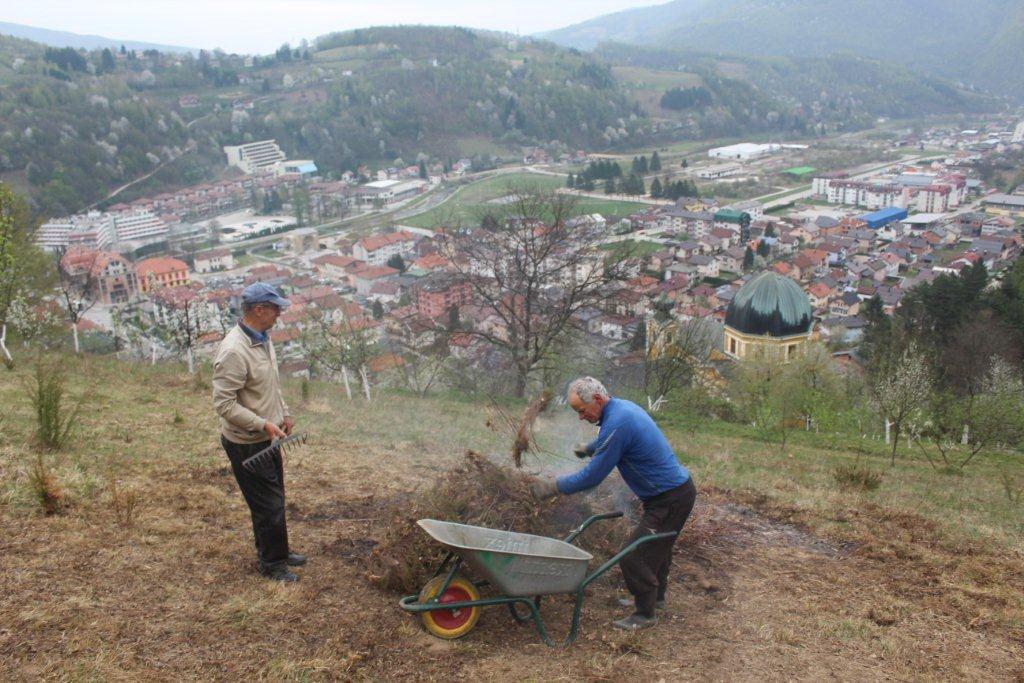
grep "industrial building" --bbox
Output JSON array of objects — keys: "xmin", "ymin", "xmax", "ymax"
[
  {"xmin": 858, "ymin": 207, "xmax": 908, "ymax": 230},
  {"xmin": 707, "ymin": 143, "xmax": 780, "ymax": 161}
]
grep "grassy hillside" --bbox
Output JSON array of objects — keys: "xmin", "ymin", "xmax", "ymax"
[
  {"xmin": 543, "ymin": 0, "xmax": 1024, "ymax": 99},
  {"xmin": 1, "ymin": 357, "xmax": 1022, "ymax": 678}
]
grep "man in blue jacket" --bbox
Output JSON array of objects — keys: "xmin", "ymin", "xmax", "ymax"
[{"xmin": 531, "ymin": 377, "xmax": 697, "ymax": 631}]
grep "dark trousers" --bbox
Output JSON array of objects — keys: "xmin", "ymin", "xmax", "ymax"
[
  {"xmin": 620, "ymin": 478, "xmax": 697, "ymax": 617},
  {"xmin": 221, "ymin": 436, "xmax": 290, "ymax": 569}
]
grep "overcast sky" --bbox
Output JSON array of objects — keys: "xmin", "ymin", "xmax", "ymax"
[{"xmin": 2, "ymin": 0, "xmax": 659, "ymax": 53}]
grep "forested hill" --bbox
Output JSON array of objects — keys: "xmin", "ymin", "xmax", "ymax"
[
  {"xmin": 0, "ymin": 24, "xmax": 1004, "ymax": 218},
  {"xmin": 0, "ymin": 27, "xmax": 643, "ymax": 216},
  {"xmin": 542, "ymin": 0, "xmax": 1024, "ymax": 99}
]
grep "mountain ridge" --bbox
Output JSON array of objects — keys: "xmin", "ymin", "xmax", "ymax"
[
  {"xmin": 541, "ymin": 0, "xmax": 1024, "ymax": 98},
  {"xmin": 0, "ymin": 21, "xmax": 198, "ymax": 55}
]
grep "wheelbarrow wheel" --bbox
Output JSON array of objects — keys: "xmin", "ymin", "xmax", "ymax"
[{"xmin": 417, "ymin": 574, "xmax": 481, "ymax": 639}]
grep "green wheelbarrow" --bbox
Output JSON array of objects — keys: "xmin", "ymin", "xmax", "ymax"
[{"xmin": 398, "ymin": 511, "xmax": 676, "ymax": 647}]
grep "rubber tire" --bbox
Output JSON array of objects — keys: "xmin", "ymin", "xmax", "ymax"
[{"xmin": 417, "ymin": 574, "xmax": 481, "ymax": 640}]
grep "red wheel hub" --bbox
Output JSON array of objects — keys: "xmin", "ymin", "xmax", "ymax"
[{"xmin": 431, "ymin": 586, "xmax": 473, "ymax": 630}]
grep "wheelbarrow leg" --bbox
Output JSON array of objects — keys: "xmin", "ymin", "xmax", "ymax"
[
  {"xmin": 508, "ymin": 592, "xmax": 586, "ymax": 648},
  {"xmin": 507, "ymin": 596, "xmax": 542, "ymax": 624}
]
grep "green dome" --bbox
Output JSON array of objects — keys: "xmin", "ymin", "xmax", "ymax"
[{"xmin": 725, "ymin": 271, "xmax": 813, "ymax": 337}]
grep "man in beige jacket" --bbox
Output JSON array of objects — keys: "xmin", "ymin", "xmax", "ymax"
[{"xmin": 213, "ymin": 282, "xmax": 304, "ymax": 582}]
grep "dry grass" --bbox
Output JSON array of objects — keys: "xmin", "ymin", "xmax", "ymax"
[{"xmin": 0, "ymin": 357, "xmax": 1022, "ymax": 680}]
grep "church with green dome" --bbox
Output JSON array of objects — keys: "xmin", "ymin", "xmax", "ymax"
[{"xmin": 723, "ymin": 271, "xmax": 814, "ymax": 361}]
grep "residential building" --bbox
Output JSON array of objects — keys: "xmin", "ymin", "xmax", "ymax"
[
  {"xmin": 193, "ymin": 249, "xmax": 234, "ymax": 274},
  {"xmin": 111, "ymin": 209, "xmax": 168, "ymax": 243},
  {"xmin": 415, "ymin": 276, "xmax": 473, "ymax": 320},
  {"xmin": 353, "ymin": 231, "xmax": 418, "ymax": 266},
  {"xmin": 137, "ymin": 256, "xmax": 189, "ymax": 292}
]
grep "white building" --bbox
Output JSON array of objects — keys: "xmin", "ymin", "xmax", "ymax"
[
  {"xmin": 275, "ymin": 159, "xmax": 318, "ymax": 177},
  {"xmin": 708, "ymin": 143, "xmax": 779, "ymax": 161},
  {"xmin": 193, "ymin": 248, "xmax": 235, "ymax": 273},
  {"xmin": 697, "ymin": 162, "xmax": 742, "ymax": 179},
  {"xmin": 37, "ymin": 212, "xmax": 115, "ymax": 251},
  {"xmin": 223, "ymin": 139, "xmax": 287, "ymax": 174},
  {"xmin": 112, "ymin": 210, "xmax": 168, "ymax": 243},
  {"xmin": 355, "ymin": 179, "xmax": 427, "ymax": 206},
  {"xmin": 352, "ymin": 230, "xmax": 418, "ymax": 266}
]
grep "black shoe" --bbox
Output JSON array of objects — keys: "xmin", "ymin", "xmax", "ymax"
[
  {"xmin": 617, "ymin": 597, "xmax": 665, "ymax": 610},
  {"xmin": 287, "ymin": 552, "xmax": 307, "ymax": 567},
  {"xmin": 612, "ymin": 613, "xmax": 658, "ymax": 631},
  {"xmin": 259, "ymin": 564, "xmax": 299, "ymax": 582}
]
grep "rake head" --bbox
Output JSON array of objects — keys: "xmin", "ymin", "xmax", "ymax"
[{"xmin": 241, "ymin": 431, "xmax": 309, "ymax": 478}]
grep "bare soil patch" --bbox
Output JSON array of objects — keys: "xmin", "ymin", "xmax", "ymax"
[{"xmin": 2, "ymin": 432, "xmax": 1022, "ymax": 681}]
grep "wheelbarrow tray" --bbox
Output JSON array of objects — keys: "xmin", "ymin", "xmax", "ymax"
[{"xmin": 417, "ymin": 519, "xmax": 592, "ymax": 596}]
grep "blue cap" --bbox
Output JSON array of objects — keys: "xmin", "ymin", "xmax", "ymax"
[{"xmin": 241, "ymin": 282, "xmax": 290, "ymax": 309}]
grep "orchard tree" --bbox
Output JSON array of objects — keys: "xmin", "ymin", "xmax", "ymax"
[{"xmin": 871, "ymin": 344, "xmax": 932, "ymax": 464}]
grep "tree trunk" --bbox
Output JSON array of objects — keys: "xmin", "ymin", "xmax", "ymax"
[
  {"xmin": 514, "ymin": 370, "xmax": 527, "ymax": 399},
  {"xmin": 890, "ymin": 425, "xmax": 900, "ymax": 466},
  {"xmin": 151, "ymin": 341, "xmax": 157, "ymax": 365},
  {"xmin": 359, "ymin": 365, "xmax": 372, "ymax": 401},
  {"xmin": 0, "ymin": 324, "xmax": 12, "ymax": 369},
  {"xmin": 341, "ymin": 366, "xmax": 352, "ymax": 400},
  {"xmin": 72, "ymin": 322, "xmax": 80, "ymax": 354},
  {"xmin": 187, "ymin": 347, "xmax": 194, "ymax": 374}
]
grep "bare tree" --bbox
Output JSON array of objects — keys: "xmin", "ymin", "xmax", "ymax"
[
  {"xmin": 54, "ymin": 248, "xmax": 102, "ymax": 355},
  {"xmin": 643, "ymin": 317, "xmax": 718, "ymax": 401},
  {"xmin": 443, "ymin": 185, "xmax": 627, "ymax": 398},
  {"xmin": 154, "ymin": 288, "xmax": 207, "ymax": 374},
  {"xmin": 298, "ymin": 307, "xmax": 378, "ymax": 386},
  {"xmin": 870, "ymin": 344, "xmax": 932, "ymax": 465},
  {"xmin": 386, "ymin": 321, "xmax": 451, "ymax": 398}
]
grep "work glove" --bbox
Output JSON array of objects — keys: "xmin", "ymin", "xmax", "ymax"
[
  {"xmin": 572, "ymin": 442, "xmax": 592, "ymax": 459},
  {"xmin": 529, "ymin": 477, "xmax": 560, "ymax": 501}
]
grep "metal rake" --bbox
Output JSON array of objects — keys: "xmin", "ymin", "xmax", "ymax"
[{"xmin": 241, "ymin": 431, "xmax": 309, "ymax": 477}]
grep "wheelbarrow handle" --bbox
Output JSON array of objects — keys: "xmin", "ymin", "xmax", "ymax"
[
  {"xmin": 563, "ymin": 511, "xmax": 624, "ymax": 544},
  {"xmin": 580, "ymin": 530, "xmax": 678, "ymax": 590}
]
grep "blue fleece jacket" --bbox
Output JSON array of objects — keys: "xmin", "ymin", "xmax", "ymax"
[{"xmin": 556, "ymin": 397, "xmax": 690, "ymax": 500}]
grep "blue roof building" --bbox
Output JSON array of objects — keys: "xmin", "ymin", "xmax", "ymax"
[{"xmin": 858, "ymin": 207, "xmax": 908, "ymax": 229}]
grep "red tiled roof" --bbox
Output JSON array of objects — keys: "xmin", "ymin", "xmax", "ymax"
[{"xmin": 137, "ymin": 257, "xmax": 188, "ymax": 277}]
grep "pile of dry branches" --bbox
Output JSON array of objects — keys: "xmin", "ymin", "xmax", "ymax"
[{"xmin": 364, "ymin": 450, "xmax": 625, "ymax": 593}]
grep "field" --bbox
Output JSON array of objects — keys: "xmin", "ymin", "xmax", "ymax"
[
  {"xmin": 1, "ymin": 358, "xmax": 1022, "ymax": 680},
  {"xmin": 402, "ymin": 172, "xmax": 647, "ymax": 229}
]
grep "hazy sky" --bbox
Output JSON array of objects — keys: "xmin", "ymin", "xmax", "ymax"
[{"xmin": 2, "ymin": 1, "xmax": 659, "ymax": 53}]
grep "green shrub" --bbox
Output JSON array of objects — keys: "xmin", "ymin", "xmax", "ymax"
[
  {"xmin": 27, "ymin": 361, "xmax": 81, "ymax": 450},
  {"xmin": 833, "ymin": 463, "xmax": 883, "ymax": 491}
]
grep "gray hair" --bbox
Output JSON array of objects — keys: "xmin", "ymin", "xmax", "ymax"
[{"xmin": 567, "ymin": 377, "xmax": 608, "ymax": 403}]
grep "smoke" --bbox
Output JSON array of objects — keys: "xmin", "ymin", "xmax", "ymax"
[{"xmin": 527, "ymin": 403, "xmax": 640, "ymax": 523}]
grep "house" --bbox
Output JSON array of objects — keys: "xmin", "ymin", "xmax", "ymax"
[
  {"xmin": 352, "ymin": 265, "xmax": 400, "ymax": 295},
  {"xmin": 352, "ymin": 231, "xmax": 419, "ymax": 266},
  {"xmin": 829, "ymin": 291, "xmax": 861, "ymax": 317},
  {"xmin": 137, "ymin": 257, "xmax": 189, "ymax": 292},
  {"xmin": 806, "ymin": 281, "xmax": 833, "ymax": 309},
  {"xmin": 312, "ymin": 253, "xmax": 363, "ymax": 282},
  {"xmin": 193, "ymin": 248, "xmax": 234, "ymax": 274},
  {"xmin": 687, "ymin": 254, "xmax": 719, "ymax": 279}
]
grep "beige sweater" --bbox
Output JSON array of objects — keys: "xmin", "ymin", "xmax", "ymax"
[{"xmin": 212, "ymin": 324, "xmax": 290, "ymax": 444}]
